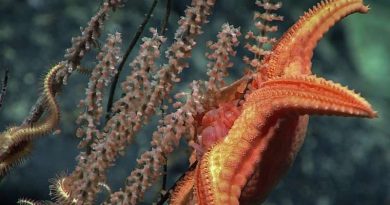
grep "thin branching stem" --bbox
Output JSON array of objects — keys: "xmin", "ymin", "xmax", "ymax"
[
  {"xmin": 0, "ymin": 68, "xmax": 9, "ymax": 110},
  {"xmin": 159, "ymin": 0, "xmax": 173, "ymax": 197},
  {"xmin": 156, "ymin": 161, "xmax": 198, "ymax": 205},
  {"xmin": 160, "ymin": 0, "xmax": 172, "ymax": 35},
  {"xmin": 105, "ymin": 0, "xmax": 159, "ymax": 122}
]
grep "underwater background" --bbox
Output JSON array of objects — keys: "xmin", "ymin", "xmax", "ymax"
[{"xmin": 0, "ymin": 0, "xmax": 389, "ymax": 204}]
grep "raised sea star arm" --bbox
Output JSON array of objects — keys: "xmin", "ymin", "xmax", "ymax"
[
  {"xmin": 259, "ymin": 0, "xmax": 369, "ymax": 80},
  {"xmin": 195, "ymin": 75, "xmax": 376, "ymax": 205}
]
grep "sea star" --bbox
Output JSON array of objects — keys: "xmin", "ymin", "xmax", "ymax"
[{"xmin": 170, "ymin": 0, "xmax": 376, "ymax": 204}]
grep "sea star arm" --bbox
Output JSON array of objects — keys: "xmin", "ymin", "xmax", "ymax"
[
  {"xmin": 259, "ymin": 0, "xmax": 369, "ymax": 80},
  {"xmin": 195, "ymin": 75, "xmax": 376, "ymax": 205},
  {"xmin": 170, "ymin": 168, "xmax": 196, "ymax": 205}
]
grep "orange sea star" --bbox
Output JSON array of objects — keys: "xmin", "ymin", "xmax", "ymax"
[
  {"xmin": 196, "ymin": 75, "xmax": 376, "ymax": 205},
  {"xmin": 170, "ymin": 0, "xmax": 376, "ymax": 204}
]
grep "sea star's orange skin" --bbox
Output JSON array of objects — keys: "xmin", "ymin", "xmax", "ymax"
[
  {"xmin": 196, "ymin": 75, "xmax": 376, "ymax": 205},
  {"xmin": 199, "ymin": 102, "xmax": 241, "ymax": 151},
  {"xmin": 257, "ymin": 0, "xmax": 369, "ymax": 82},
  {"xmin": 170, "ymin": 168, "xmax": 197, "ymax": 205},
  {"xmin": 170, "ymin": 0, "xmax": 376, "ymax": 204}
]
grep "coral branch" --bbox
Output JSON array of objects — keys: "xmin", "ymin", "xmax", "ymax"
[
  {"xmin": 63, "ymin": 0, "xmax": 124, "ymax": 76},
  {"xmin": 76, "ymin": 33, "xmax": 122, "ymax": 148},
  {"xmin": 206, "ymin": 24, "xmax": 241, "ymax": 93},
  {"xmin": 106, "ymin": 82, "xmax": 204, "ymax": 204},
  {"xmin": 244, "ymin": 0, "xmax": 282, "ymax": 69},
  {"xmin": 106, "ymin": 0, "xmax": 159, "ymax": 121}
]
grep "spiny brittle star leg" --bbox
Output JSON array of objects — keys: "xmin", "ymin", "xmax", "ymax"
[{"xmin": 0, "ymin": 64, "xmax": 62, "ymax": 177}]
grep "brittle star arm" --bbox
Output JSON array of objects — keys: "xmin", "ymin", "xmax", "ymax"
[{"xmin": 0, "ymin": 64, "xmax": 62, "ymax": 177}]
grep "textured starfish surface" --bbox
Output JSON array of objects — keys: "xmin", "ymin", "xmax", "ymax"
[
  {"xmin": 170, "ymin": 0, "xmax": 376, "ymax": 204},
  {"xmin": 196, "ymin": 75, "xmax": 376, "ymax": 205}
]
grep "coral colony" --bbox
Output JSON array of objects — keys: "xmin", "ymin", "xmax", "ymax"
[{"xmin": 0, "ymin": 0, "xmax": 376, "ymax": 204}]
